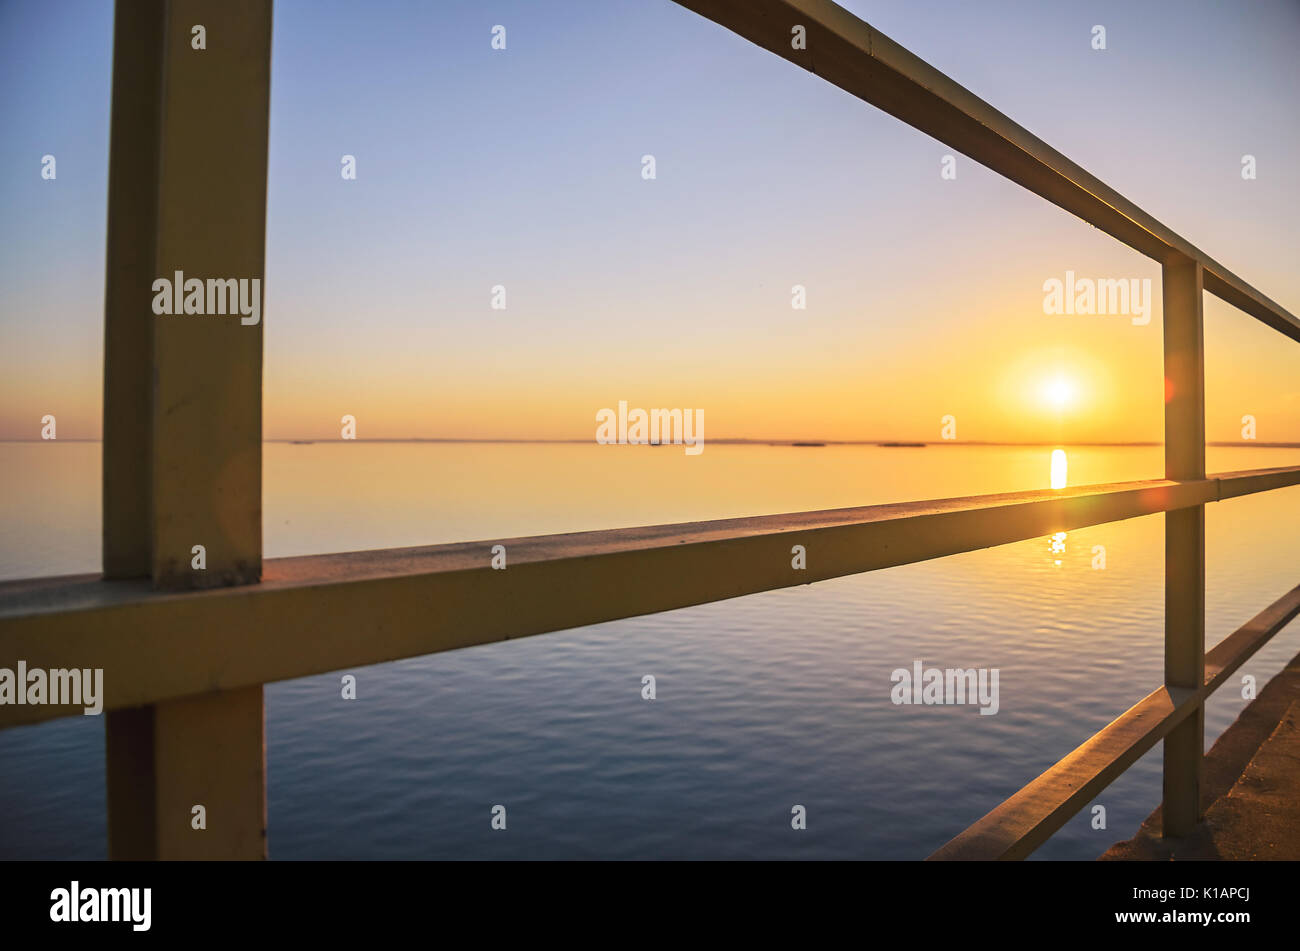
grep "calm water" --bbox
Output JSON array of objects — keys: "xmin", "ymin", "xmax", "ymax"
[{"xmin": 3, "ymin": 442, "xmax": 1300, "ymax": 860}]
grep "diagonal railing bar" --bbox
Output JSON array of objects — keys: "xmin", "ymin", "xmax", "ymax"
[
  {"xmin": 669, "ymin": 0, "xmax": 1300, "ymax": 343},
  {"xmin": 928, "ymin": 581, "xmax": 1300, "ymax": 859}
]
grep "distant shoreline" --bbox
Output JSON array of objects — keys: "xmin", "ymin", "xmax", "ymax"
[{"xmin": 7, "ymin": 439, "xmax": 1300, "ymax": 448}]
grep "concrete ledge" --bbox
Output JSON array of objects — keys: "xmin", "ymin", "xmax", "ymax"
[{"xmin": 1101, "ymin": 649, "xmax": 1300, "ymax": 860}]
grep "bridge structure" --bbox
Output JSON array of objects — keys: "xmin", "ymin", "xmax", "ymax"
[{"xmin": 1, "ymin": 0, "xmax": 1298, "ymax": 859}]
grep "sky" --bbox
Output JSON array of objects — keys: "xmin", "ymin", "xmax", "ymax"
[{"xmin": 1, "ymin": 0, "xmax": 1298, "ymax": 443}]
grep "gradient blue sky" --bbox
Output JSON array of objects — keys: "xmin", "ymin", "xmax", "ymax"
[{"xmin": 1, "ymin": 0, "xmax": 1297, "ymax": 442}]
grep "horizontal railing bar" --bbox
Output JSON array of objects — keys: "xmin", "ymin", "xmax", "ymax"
[
  {"xmin": 671, "ymin": 0, "xmax": 1300, "ymax": 343},
  {"xmin": 928, "ymin": 580, "xmax": 1300, "ymax": 860},
  {"xmin": 1215, "ymin": 465, "xmax": 1300, "ymax": 500},
  {"xmin": 1, "ymin": 466, "xmax": 1298, "ymax": 729}
]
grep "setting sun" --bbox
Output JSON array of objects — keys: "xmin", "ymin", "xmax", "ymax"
[{"xmin": 1043, "ymin": 376, "xmax": 1076, "ymax": 410}]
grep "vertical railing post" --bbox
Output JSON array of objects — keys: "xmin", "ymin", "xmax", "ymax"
[
  {"xmin": 102, "ymin": 0, "xmax": 273, "ymax": 859},
  {"xmin": 1161, "ymin": 253, "xmax": 1206, "ymax": 837}
]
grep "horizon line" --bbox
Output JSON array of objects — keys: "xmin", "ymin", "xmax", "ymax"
[{"xmin": 6, "ymin": 438, "xmax": 1300, "ymax": 448}]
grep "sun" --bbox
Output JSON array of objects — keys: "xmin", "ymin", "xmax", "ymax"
[{"xmin": 1042, "ymin": 376, "xmax": 1075, "ymax": 410}]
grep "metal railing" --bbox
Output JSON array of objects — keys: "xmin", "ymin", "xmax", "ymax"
[{"xmin": 1, "ymin": 0, "xmax": 1297, "ymax": 860}]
